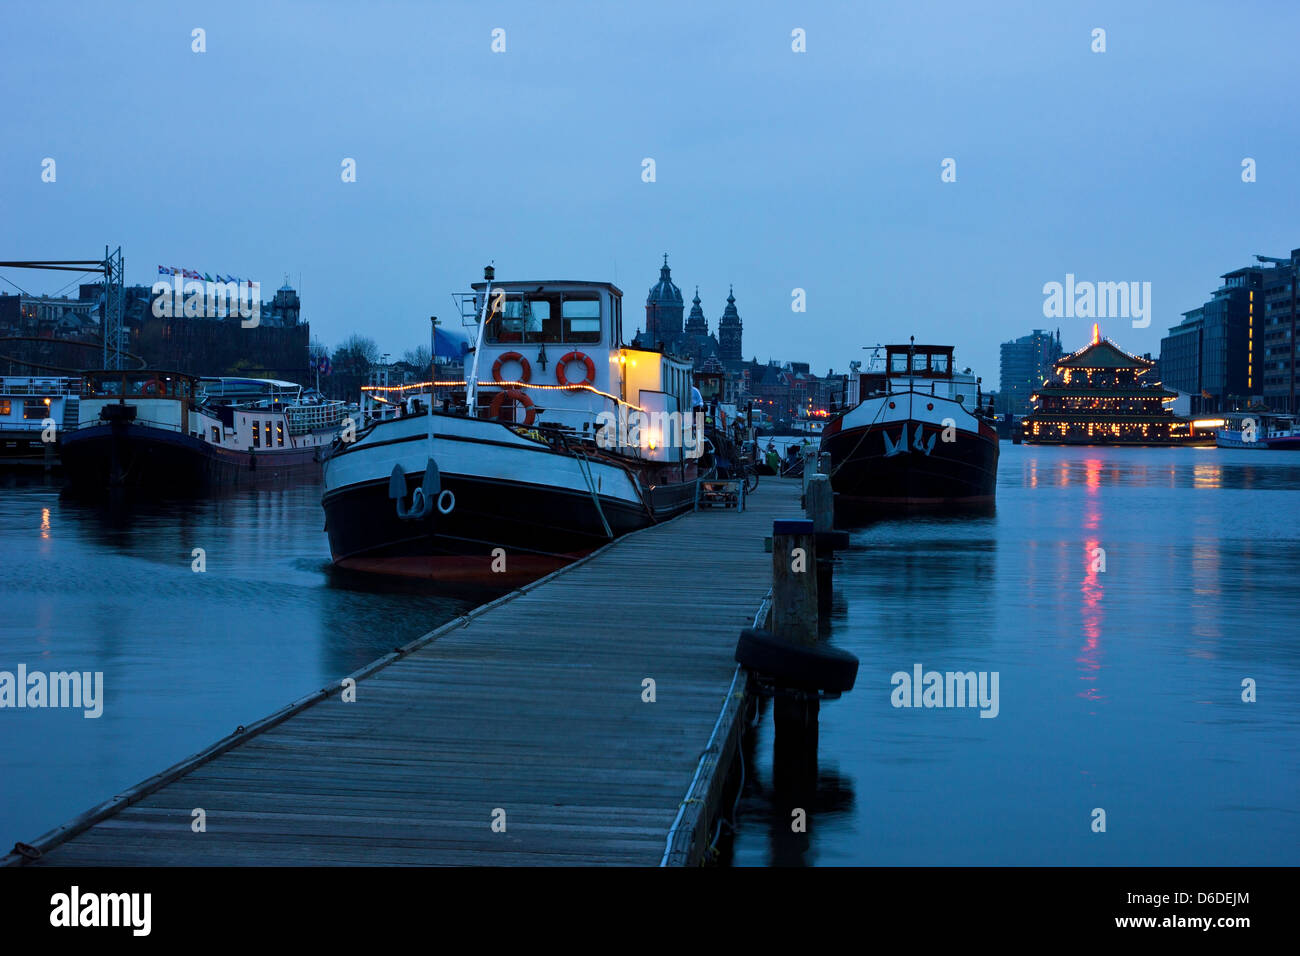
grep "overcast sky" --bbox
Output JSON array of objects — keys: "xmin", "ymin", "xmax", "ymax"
[{"xmin": 2, "ymin": 0, "xmax": 1297, "ymax": 383}]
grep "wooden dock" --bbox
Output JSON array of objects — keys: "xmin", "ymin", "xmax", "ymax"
[{"xmin": 6, "ymin": 479, "xmax": 801, "ymax": 867}]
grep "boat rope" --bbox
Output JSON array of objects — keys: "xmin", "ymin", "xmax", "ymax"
[
  {"xmin": 827, "ymin": 389, "xmax": 893, "ymax": 480},
  {"xmin": 573, "ymin": 448, "xmax": 614, "ymax": 540}
]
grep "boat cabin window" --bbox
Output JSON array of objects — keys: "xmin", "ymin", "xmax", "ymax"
[
  {"xmin": 487, "ymin": 292, "xmax": 600, "ymax": 344},
  {"xmin": 264, "ymin": 421, "xmax": 272, "ymax": 448},
  {"xmin": 252, "ymin": 420, "xmax": 260, "ymax": 447},
  {"xmin": 84, "ymin": 373, "xmax": 190, "ymax": 398},
  {"xmin": 211, "ymin": 426, "xmax": 220, "ymax": 443},
  {"xmin": 276, "ymin": 422, "xmax": 285, "ymax": 446},
  {"xmin": 561, "ymin": 296, "xmax": 601, "ymax": 343},
  {"xmin": 887, "ymin": 348, "xmax": 953, "ymax": 377}
]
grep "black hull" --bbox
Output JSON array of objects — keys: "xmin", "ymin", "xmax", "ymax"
[
  {"xmin": 61, "ymin": 422, "xmax": 321, "ymax": 497},
  {"xmin": 822, "ymin": 419, "xmax": 999, "ymax": 522},
  {"xmin": 323, "ymin": 468, "xmax": 698, "ymax": 581}
]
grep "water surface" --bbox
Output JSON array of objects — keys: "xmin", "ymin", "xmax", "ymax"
[
  {"xmin": 0, "ymin": 476, "xmax": 478, "ymax": 847},
  {"xmin": 731, "ymin": 445, "xmax": 1300, "ymax": 866}
]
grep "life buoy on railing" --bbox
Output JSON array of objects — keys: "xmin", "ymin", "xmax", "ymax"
[
  {"xmin": 489, "ymin": 388, "xmax": 537, "ymax": 426},
  {"xmin": 556, "ymin": 351, "xmax": 596, "ymax": 388},
  {"xmin": 140, "ymin": 378, "xmax": 165, "ymax": 396},
  {"xmin": 492, "ymin": 351, "xmax": 531, "ymax": 383}
]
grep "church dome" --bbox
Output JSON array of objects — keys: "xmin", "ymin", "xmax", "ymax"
[{"xmin": 646, "ymin": 254, "xmax": 683, "ymax": 307}]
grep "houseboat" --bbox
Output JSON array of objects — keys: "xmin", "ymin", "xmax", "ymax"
[
  {"xmin": 1020, "ymin": 328, "xmax": 1216, "ymax": 446},
  {"xmin": 819, "ymin": 339, "xmax": 999, "ymax": 518},
  {"xmin": 320, "ymin": 268, "xmax": 704, "ymax": 581},
  {"xmin": 1216, "ymin": 411, "xmax": 1300, "ymax": 450},
  {"xmin": 0, "ymin": 376, "xmax": 80, "ymax": 468},
  {"xmin": 60, "ymin": 371, "xmax": 346, "ymax": 496}
]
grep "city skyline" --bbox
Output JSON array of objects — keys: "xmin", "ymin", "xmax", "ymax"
[{"xmin": 2, "ymin": 0, "xmax": 1298, "ymax": 385}]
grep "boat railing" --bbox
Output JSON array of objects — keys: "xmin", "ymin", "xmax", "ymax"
[
  {"xmin": 1, "ymin": 377, "xmax": 79, "ymax": 396},
  {"xmin": 285, "ymin": 401, "xmax": 347, "ymax": 435}
]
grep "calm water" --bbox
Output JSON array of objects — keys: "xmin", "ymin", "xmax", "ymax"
[
  {"xmin": 731, "ymin": 445, "xmax": 1300, "ymax": 865},
  {"xmin": 0, "ymin": 476, "xmax": 479, "ymax": 848},
  {"xmin": 2, "ymin": 446, "xmax": 1297, "ymax": 864}
]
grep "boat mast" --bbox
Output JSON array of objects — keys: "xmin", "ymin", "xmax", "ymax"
[
  {"xmin": 428, "ymin": 315, "xmax": 437, "ymax": 444},
  {"xmin": 466, "ymin": 264, "xmax": 495, "ymax": 417}
]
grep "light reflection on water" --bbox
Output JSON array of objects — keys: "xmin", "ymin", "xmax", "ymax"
[{"xmin": 730, "ymin": 445, "xmax": 1300, "ymax": 866}]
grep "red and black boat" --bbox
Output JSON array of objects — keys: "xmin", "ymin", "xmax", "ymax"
[{"xmin": 819, "ymin": 341, "xmax": 999, "ymax": 522}]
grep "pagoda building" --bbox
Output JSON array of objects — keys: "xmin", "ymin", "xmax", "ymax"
[{"xmin": 1022, "ymin": 326, "xmax": 1209, "ymax": 445}]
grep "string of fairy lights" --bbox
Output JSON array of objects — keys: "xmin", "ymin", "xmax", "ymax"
[{"xmin": 361, "ymin": 379, "xmax": 644, "ymax": 412}]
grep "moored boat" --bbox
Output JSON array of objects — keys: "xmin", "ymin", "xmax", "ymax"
[
  {"xmin": 0, "ymin": 375, "xmax": 79, "ymax": 468},
  {"xmin": 819, "ymin": 340, "xmax": 999, "ymax": 521},
  {"xmin": 320, "ymin": 269, "xmax": 705, "ymax": 581},
  {"xmin": 61, "ymin": 370, "xmax": 346, "ymax": 496},
  {"xmin": 1217, "ymin": 411, "xmax": 1300, "ymax": 450}
]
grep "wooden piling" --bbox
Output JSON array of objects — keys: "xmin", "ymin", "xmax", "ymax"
[
  {"xmin": 769, "ymin": 518, "xmax": 820, "ymax": 799},
  {"xmin": 771, "ymin": 519, "xmax": 817, "ymax": 647}
]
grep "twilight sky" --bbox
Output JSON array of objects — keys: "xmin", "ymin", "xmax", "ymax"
[{"xmin": 2, "ymin": 0, "xmax": 1297, "ymax": 384}]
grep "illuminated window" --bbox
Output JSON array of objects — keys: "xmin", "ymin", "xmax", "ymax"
[
  {"xmin": 276, "ymin": 422, "xmax": 284, "ymax": 446},
  {"xmin": 0, "ymin": 400, "xmax": 10, "ymax": 415},
  {"xmin": 264, "ymin": 421, "xmax": 271, "ymax": 447},
  {"xmin": 211, "ymin": 426, "xmax": 219, "ymax": 443},
  {"xmin": 252, "ymin": 420, "xmax": 260, "ymax": 448}
]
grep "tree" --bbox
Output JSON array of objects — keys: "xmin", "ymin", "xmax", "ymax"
[
  {"xmin": 402, "ymin": 345, "xmax": 432, "ymax": 371},
  {"xmin": 329, "ymin": 335, "xmax": 380, "ymax": 401},
  {"xmin": 336, "ymin": 334, "xmax": 379, "ymax": 366}
]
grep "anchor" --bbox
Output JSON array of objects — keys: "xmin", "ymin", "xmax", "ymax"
[
  {"xmin": 883, "ymin": 423, "xmax": 908, "ymax": 457},
  {"xmin": 390, "ymin": 458, "xmax": 440, "ymax": 520}
]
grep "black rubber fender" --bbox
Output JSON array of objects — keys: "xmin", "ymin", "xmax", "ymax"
[{"xmin": 734, "ymin": 628, "xmax": 858, "ymax": 692}]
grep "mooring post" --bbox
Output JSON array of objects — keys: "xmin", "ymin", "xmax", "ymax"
[
  {"xmin": 771, "ymin": 518, "xmax": 819, "ymax": 799},
  {"xmin": 805, "ymin": 474, "xmax": 835, "ymax": 619}
]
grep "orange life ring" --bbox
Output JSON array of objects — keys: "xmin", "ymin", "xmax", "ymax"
[
  {"xmin": 492, "ymin": 351, "xmax": 531, "ymax": 383},
  {"xmin": 141, "ymin": 378, "xmax": 165, "ymax": 396},
  {"xmin": 489, "ymin": 389, "xmax": 536, "ymax": 426},
  {"xmin": 556, "ymin": 351, "xmax": 596, "ymax": 388}
]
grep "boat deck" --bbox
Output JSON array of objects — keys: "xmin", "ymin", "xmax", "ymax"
[{"xmin": 6, "ymin": 479, "xmax": 801, "ymax": 867}]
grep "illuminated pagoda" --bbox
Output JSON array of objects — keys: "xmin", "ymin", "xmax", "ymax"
[{"xmin": 1021, "ymin": 325, "xmax": 1213, "ymax": 445}]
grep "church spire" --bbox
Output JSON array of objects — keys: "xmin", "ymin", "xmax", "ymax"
[
  {"xmin": 718, "ymin": 285, "xmax": 742, "ymax": 362},
  {"xmin": 684, "ymin": 285, "xmax": 707, "ymax": 335}
]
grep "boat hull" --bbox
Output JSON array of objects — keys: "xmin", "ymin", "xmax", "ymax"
[
  {"xmin": 61, "ymin": 421, "xmax": 321, "ymax": 496},
  {"xmin": 321, "ymin": 413, "xmax": 699, "ymax": 580},
  {"xmin": 821, "ymin": 390, "xmax": 999, "ymax": 521}
]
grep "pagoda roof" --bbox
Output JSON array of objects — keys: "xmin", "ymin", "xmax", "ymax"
[
  {"xmin": 1056, "ymin": 338, "xmax": 1153, "ymax": 370},
  {"xmin": 1035, "ymin": 384, "xmax": 1176, "ymax": 398},
  {"xmin": 1023, "ymin": 411, "xmax": 1181, "ymax": 423}
]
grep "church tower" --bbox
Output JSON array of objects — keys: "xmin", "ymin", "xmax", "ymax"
[
  {"xmin": 644, "ymin": 254, "xmax": 684, "ymax": 347},
  {"xmin": 718, "ymin": 285, "xmax": 742, "ymax": 362},
  {"xmin": 684, "ymin": 286, "xmax": 708, "ymax": 336}
]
